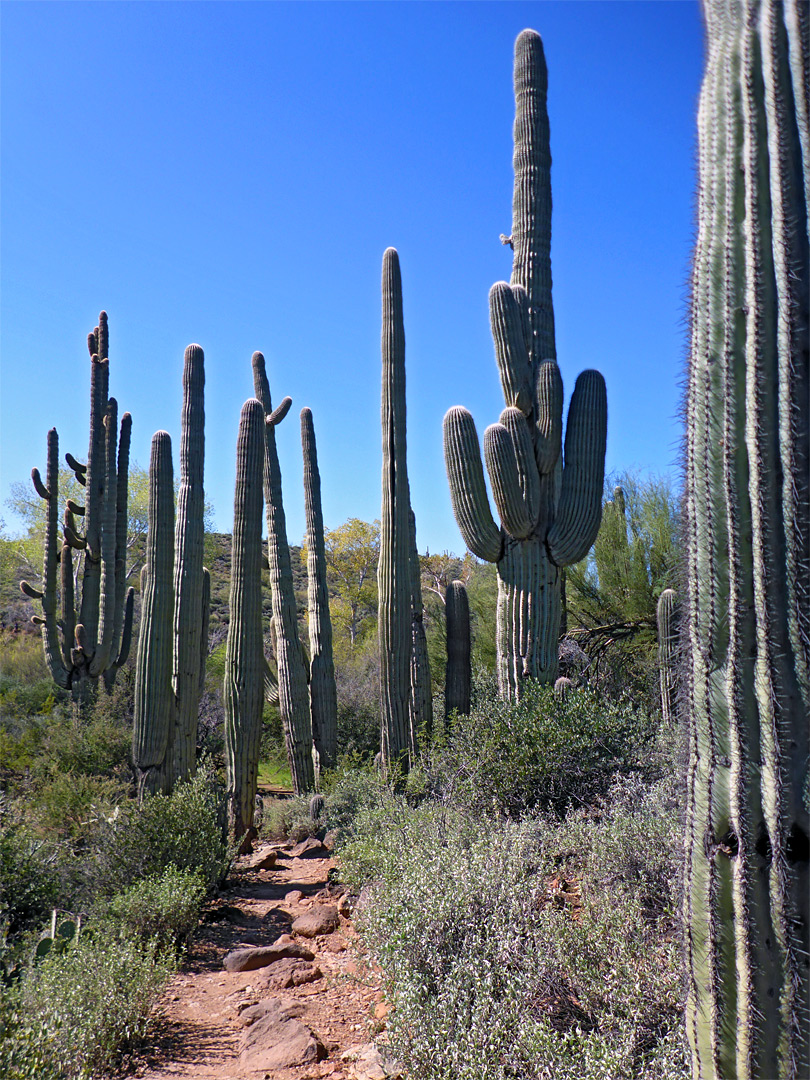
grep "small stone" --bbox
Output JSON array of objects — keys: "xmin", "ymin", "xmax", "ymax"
[
  {"xmin": 292, "ymin": 904, "xmax": 340, "ymax": 938},
  {"xmin": 323, "ymin": 934, "xmax": 347, "ymax": 953},
  {"xmin": 373, "ymin": 1003, "xmax": 391, "ymax": 1020},
  {"xmin": 247, "ymin": 848, "xmax": 278, "ymax": 870},
  {"xmin": 338, "ymin": 895, "xmax": 353, "ymax": 918},
  {"xmin": 258, "ymin": 957, "xmax": 323, "ymax": 990},
  {"xmin": 290, "ymin": 836, "xmax": 328, "ymax": 858},
  {"xmin": 285, "ymin": 889, "xmax": 304, "ymax": 904},
  {"xmin": 322, "ymin": 829, "xmax": 340, "ymax": 851}
]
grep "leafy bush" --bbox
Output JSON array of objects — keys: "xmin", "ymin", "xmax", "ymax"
[
  {"xmin": 338, "ymin": 773, "xmax": 687, "ymax": 1080},
  {"xmin": 106, "ymin": 865, "xmax": 207, "ymax": 948},
  {"xmin": 81, "ymin": 762, "xmax": 229, "ymax": 902},
  {"xmin": 0, "ymin": 803, "xmax": 60, "ymax": 938},
  {"xmin": 8, "ymin": 927, "xmax": 174, "ymax": 1079},
  {"xmin": 429, "ymin": 681, "xmax": 661, "ymax": 818},
  {"xmin": 26, "ymin": 772, "xmax": 129, "ymax": 842}
]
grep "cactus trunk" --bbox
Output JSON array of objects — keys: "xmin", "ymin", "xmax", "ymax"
[
  {"xmin": 444, "ymin": 580, "xmax": 471, "ymax": 719},
  {"xmin": 172, "ymin": 344, "xmax": 207, "ymax": 783},
  {"xmin": 656, "ymin": 588, "xmax": 678, "ymax": 726},
  {"xmin": 224, "ymin": 401, "xmax": 266, "ymax": 851},
  {"xmin": 378, "ymin": 248, "xmax": 417, "ymax": 769},
  {"xmin": 133, "ymin": 432, "xmax": 175, "ymax": 799},
  {"xmin": 683, "ymin": 1, "xmax": 809, "ymax": 1075},
  {"xmin": 443, "ymin": 32, "xmax": 606, "ymax": 698},
  {"xmin": 253, "ymin": 352, "xmax": 314, "ymax": 795},
  {"xmin": 301, "ymin": 407, "xmax": 338, "ymax": 772},
  {"xmin": 408, "ymin": 508, "xmax": 432, "ymax": 745}
]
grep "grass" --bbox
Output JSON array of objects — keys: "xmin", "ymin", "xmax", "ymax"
[{"xmin": 257, "ymin": 758, "xmax": 292, "ymax": 789}]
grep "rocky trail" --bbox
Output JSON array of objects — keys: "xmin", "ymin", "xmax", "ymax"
[{"xmin": 129, "ymin": 837, "xmax": 402, "ymax": 1080}]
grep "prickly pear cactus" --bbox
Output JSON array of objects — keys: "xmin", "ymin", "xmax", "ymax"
[
  {"xmin": 683, "ymin": 1, "xmax": 809, "ymax": 1075},
  {"xmin": 444, "ymin": 31, "xmax": 607, "ymax": 698},
  {"xmin": 224, "ymin": 400, "xmax": 266, "ymax": 851},
  {"xmin": 22, "ymin": 313, "xmax": 134, "ymax": 702}
]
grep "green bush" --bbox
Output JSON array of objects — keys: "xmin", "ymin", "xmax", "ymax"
[
  {"xmin": 0, "ymin": 803, "xmax": 60, "ymax": 938},
  {"xmin": 9, "ymin": 927, "xmax": 174, "ymax": 1079},
  {"xmin": 82, "ymin": 762, "xmax": 229, "ymax": 902},
  {"xmin": 106, "ymin": 865, "xmax": 207, "ymax": 948},
  {"xmin": 429, "ymin": 681, "xmax": 661, "ymax": 818},
  {"xmin": 338, "ymin": 773, "xmax": 686, "ymax": 1080},
  {"xmin": 26, "ymin": 772, "xmax": 129, "ymax": 843}
]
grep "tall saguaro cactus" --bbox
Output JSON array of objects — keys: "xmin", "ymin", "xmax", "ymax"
[
  {"xmin": 132, "ymin": 432, "xmax": 175, "ymax": 798},
  {"xmin": 443, "ymin": 31, "xmax": 607, "ymax": 698},
  {"xmin": 22, "ymin": 312, "xmax": 134, "ymax": 701},
  {"xmin": 378, "ymin": 247, "xmax": 430, "ymax": 768},
  {"xmin": 683, "ymin": 1, "xmax": 809, "ymax": 1076},
  {"xmin": 224, "ymin": 400, "xmax": 266, "ymax": 850},
  {"xmin": 253, "ymin": 351, "xmax": 314, "ymax": 795},
  {"xmin": 301, "ymin": 407, "xmax": 338, "ymax": 771}
]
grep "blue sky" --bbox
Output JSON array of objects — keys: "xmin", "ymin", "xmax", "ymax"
[{"xmin": 1, "ymin": 0, "xmax": 703, "ymax": 554}]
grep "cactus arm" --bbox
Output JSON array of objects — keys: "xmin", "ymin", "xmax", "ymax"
[
  {"xmin": 79, "ymin": 315, "xmax": 110, "ymax": 657},
  {"xmin": 534, "ymin": 360, "xmax": 564, "ymax": 474},
  {"xmin": 489, "ymin": 282, "xmax": 533, "ymax": 415},
  {"xmin": 511, "ymin": 30, "xmax": 555, "ymax": 363},
  {"xmin": 60, "ymin": 510, "xmax": 76, "ymax": 672},
  {"xmin": 133, "ymin": 431, "xmax": 176, "ymax": 799},
  {"xmin": 499, "ymin": 407, "xmax": 541, "ymax": 526},
  {"xmin": 263, "ymin": 659, "xmax": 280, "ymax": 706},
  {"xmin": 547, "ymin": 370, "xmax": 607, "ymax": 566},
  {"xmin": 31, "ymin": 429, "xmax": 70, "ymax": 689},
  {"xmin": 267, "ymin": 396, "xmax": 293, "ymax": 427},
  {"xmin": 378, "ymin": 247, "xmax": 413, "ymax": 766},
  {"xmin": 172, "ymin": 344, "xmax": 206, "ymax": 782},
  {"xmin": 301, "ymin": 406, "xmax": 338, "ymax": 769},
  {"xmin": 443, "ymin": 407, "xmax": 502, "ymax": 562},
  {"xmin": 224, "ymin": 400, "xmax": 266, "ymax": 851},
  {"xmin": 109, "ymin": 411, "xmax": 132, "ymax": 674},
  {"xmin": 253, "ymin": 350, "xmax": 314, "ymax": 794},
  {"xmin": 115, "ymin": 587, "xmax": 135, "ymax": 669},
  {"xmin": 65, "ymin": 453, "xmax": 86, "ymax": 485},
  {"xmin": 90, "ymin": 398, "xmax": 119, "ymax": 675},
  {"xmin": 444, "ymin": 579, "xmax": 471, "ymax": 718},
  {"xmin": 483, "ymin": 423, "xmax": 532, "ymax": 539},
  {"xmin": 656, "ymin": 589, "xmax": 678, "ymax": 726}
]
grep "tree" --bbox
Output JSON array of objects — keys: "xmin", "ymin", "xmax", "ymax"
[{"xmin": 319, "ymin": 518, "xmax": 380, "ymax": 649}]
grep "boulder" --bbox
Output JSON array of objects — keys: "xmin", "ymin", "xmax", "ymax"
[
  {"xmin": 239, "ymin": 998, "xmax": 327, "ymax": 1071},
  {"xmin": 289, "ymin": 836, "xmax": 328, "ymax": 858},
  {"xmin": 223, "ymin": 933, "xmax": 315, "ymax": 972},
  {"xmin": 259, "ymin": 957, "xmax": 323, "ymax": 990},
  {"xmin": 291, "ymin": 903, "xmax": 339, "ymax": 938},
  {"xmin": 246, "ymin": 848, "xmax": 277, "ymax": 870}
]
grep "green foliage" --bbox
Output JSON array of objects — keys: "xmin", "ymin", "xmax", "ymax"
[
  {"xmin": 338, "ymin": 772, "xmax": 686, "ymax": 1080},
  {"xmin": 428, "ymin": 678, "xmax": 660, "ymax": 818},
  {"xmin": 9, "ymin": 927, "xmax": 175, "ymax": 1079},
  {"xmin": 106, "ymin": 865, "xmax": 207, "ymax": 947},
  {"xmin": 321, "ymin": 518, "xmax": 380, "ymax": 649},
  {"xmin": 0, "ymin": 807, "xmax": 60, "ymax": 938}
]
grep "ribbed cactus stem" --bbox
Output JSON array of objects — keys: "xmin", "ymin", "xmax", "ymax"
[
  {"xmin": 30, "ymin": 430, "xmax": 69, "ymax": 689},
  {"xmin": 443, "ymin": 31, "xmax": 606, "ymax": 697},
  {"xmin": 378, "ymin": 248, "xmax": 415, "ymax": 769},
  {"xmin": 683, "ymin": 3, "xmax": 809, "ymax": 1075},
  {"xmin": 301, "ymin": 407, "xmax": 338, "ymax": 771},
  {"xmin": 553, "ymin": 675, "xmax": 573, "ymax": 701},
  {"xmin": 656, "ymin": 588, "xmax": 678, "ymax": 726},
  {"xmin": 172, "ymin": 344, "xmax": 206, "ymax": 783},
  {"xmin": 253, "ymin": 351, "xmax": 314, "ymax": 795},
  {"xmin": 224, "ymin": 400, "xmax": 266, "ymax": 852},
  {"xmin": 133, "ymin": 432, "xmax": 175, "ymax": 799},
  {"xmin": 408, "ymin": 507, "xmax": 432, "ymax": 745},
  {"xmin": 444, "ymin": 580, "xmax": 471, "ymax": 719}
]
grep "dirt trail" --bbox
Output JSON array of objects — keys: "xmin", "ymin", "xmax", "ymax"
[{"xmin": 130, "ymin": 840, "xmax": 398, "ymax": 1080}]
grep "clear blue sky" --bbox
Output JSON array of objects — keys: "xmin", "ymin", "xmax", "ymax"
[{"xmin": 1, "ymin": 0, "xmax": 703, "ymax": 554}]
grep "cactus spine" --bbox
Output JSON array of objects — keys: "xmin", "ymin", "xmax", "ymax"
[
  {"xmin": 444, "ymin": 580, "xmax": 471, "ymax": 719},
  {"xmin": 683, "ymin": 2, "xmax": 809, "ymax": 1076},
  {"xmin": 378, "ymin": 248, "xmax": 430, "ymax": 769},
  {"xmin": 656, "ymin": 588, "xmax": 678, "ymax": 726},
  {"xmin": 301, "ymin": 407, "xmax": 338, "ymax": 771},
  {"xmin": 22, "ymin": 313, "xmax": 134, "ymax": 701},
  {"xmin": 253, "ymin": 352, "xmax": 314, "ymax": 795},
  {"xmin": 224, "ymin": 400, "xmax": 266, "ymax": 850},
  {"xmin": 132, "ymin": 432, "xmax": 175, "ymax": 798},
  {"xmin": 443, "ymin": 32, "xmax": 607, "ymax": 698}
]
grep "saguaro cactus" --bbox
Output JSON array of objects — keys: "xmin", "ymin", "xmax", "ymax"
[
  {"xmin": 132, "ymin": 432, "xmax": 175, "ymax": 798},
  {"xmin": 656, "ymin": 588, "xmax": 678, "ymax": 726},
  {"xmin": 22, "ymin": 313, "xmax": 134, "ymax": 701},
  {"xmin": 444, "ymin": 580, "xmax": 471, "ymax": 719},
  {"xmin": 443, "ymin": 31, "xmax": 607, "ymax": 698},
  {"xmin": 683, "ymin": 2, "xmax": 809, "ymax": 1076},
  {"xmin": 224, "ymin": 400, "xmax": 266, "ymax": 850},
  {"xmin": 301, "ymin": 407, "xmax": 338, "ymax": 771},
  {"xmin": 408, "ymin": 508, "xmax": 433, "ymax": 742},
  {"xmin": 253, "ymin": 351, "xmax": 314, "ymax": 795},
  {"xmin": 378, "ymin": 247, "xmax": 430, "ymax": 768}
]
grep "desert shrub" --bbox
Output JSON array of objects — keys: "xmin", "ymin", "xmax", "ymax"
[
  {"xmin": 338, "ymin": 772, "xmax": 686, "ymax": 1080},
  {"xmin": 429, "ymin": 681, "xmax": 660, "ymax": 818},
  {"xmin": 0, "ymin": 804, "xmax": 60, "ymax": 938},
  {"xmin": 8, "ymin": 927, "xmax": 174, "ymax": 1079},
  {"xmin": 106, "ymin": 865, "xmax": 207, "ymax": 948},
  {"xmin": 26, "ymin": 772, "xmax": 129, "ymax": 843},
  {"xmin": 76, "ymin": 762, "xmax": 229, "ymax": 903},
  {"xmin": 0, "ymin": 631, "xmax": 50, "ymax": 685}
]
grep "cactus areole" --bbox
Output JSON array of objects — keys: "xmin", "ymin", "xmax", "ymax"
[
  {"xmin": 443, "ymin": 31, "xmax": 607, "ymax": 697},
  {"xmin": 683, "ymin": 1, "xmax": 809, "ymax": 1076}
]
